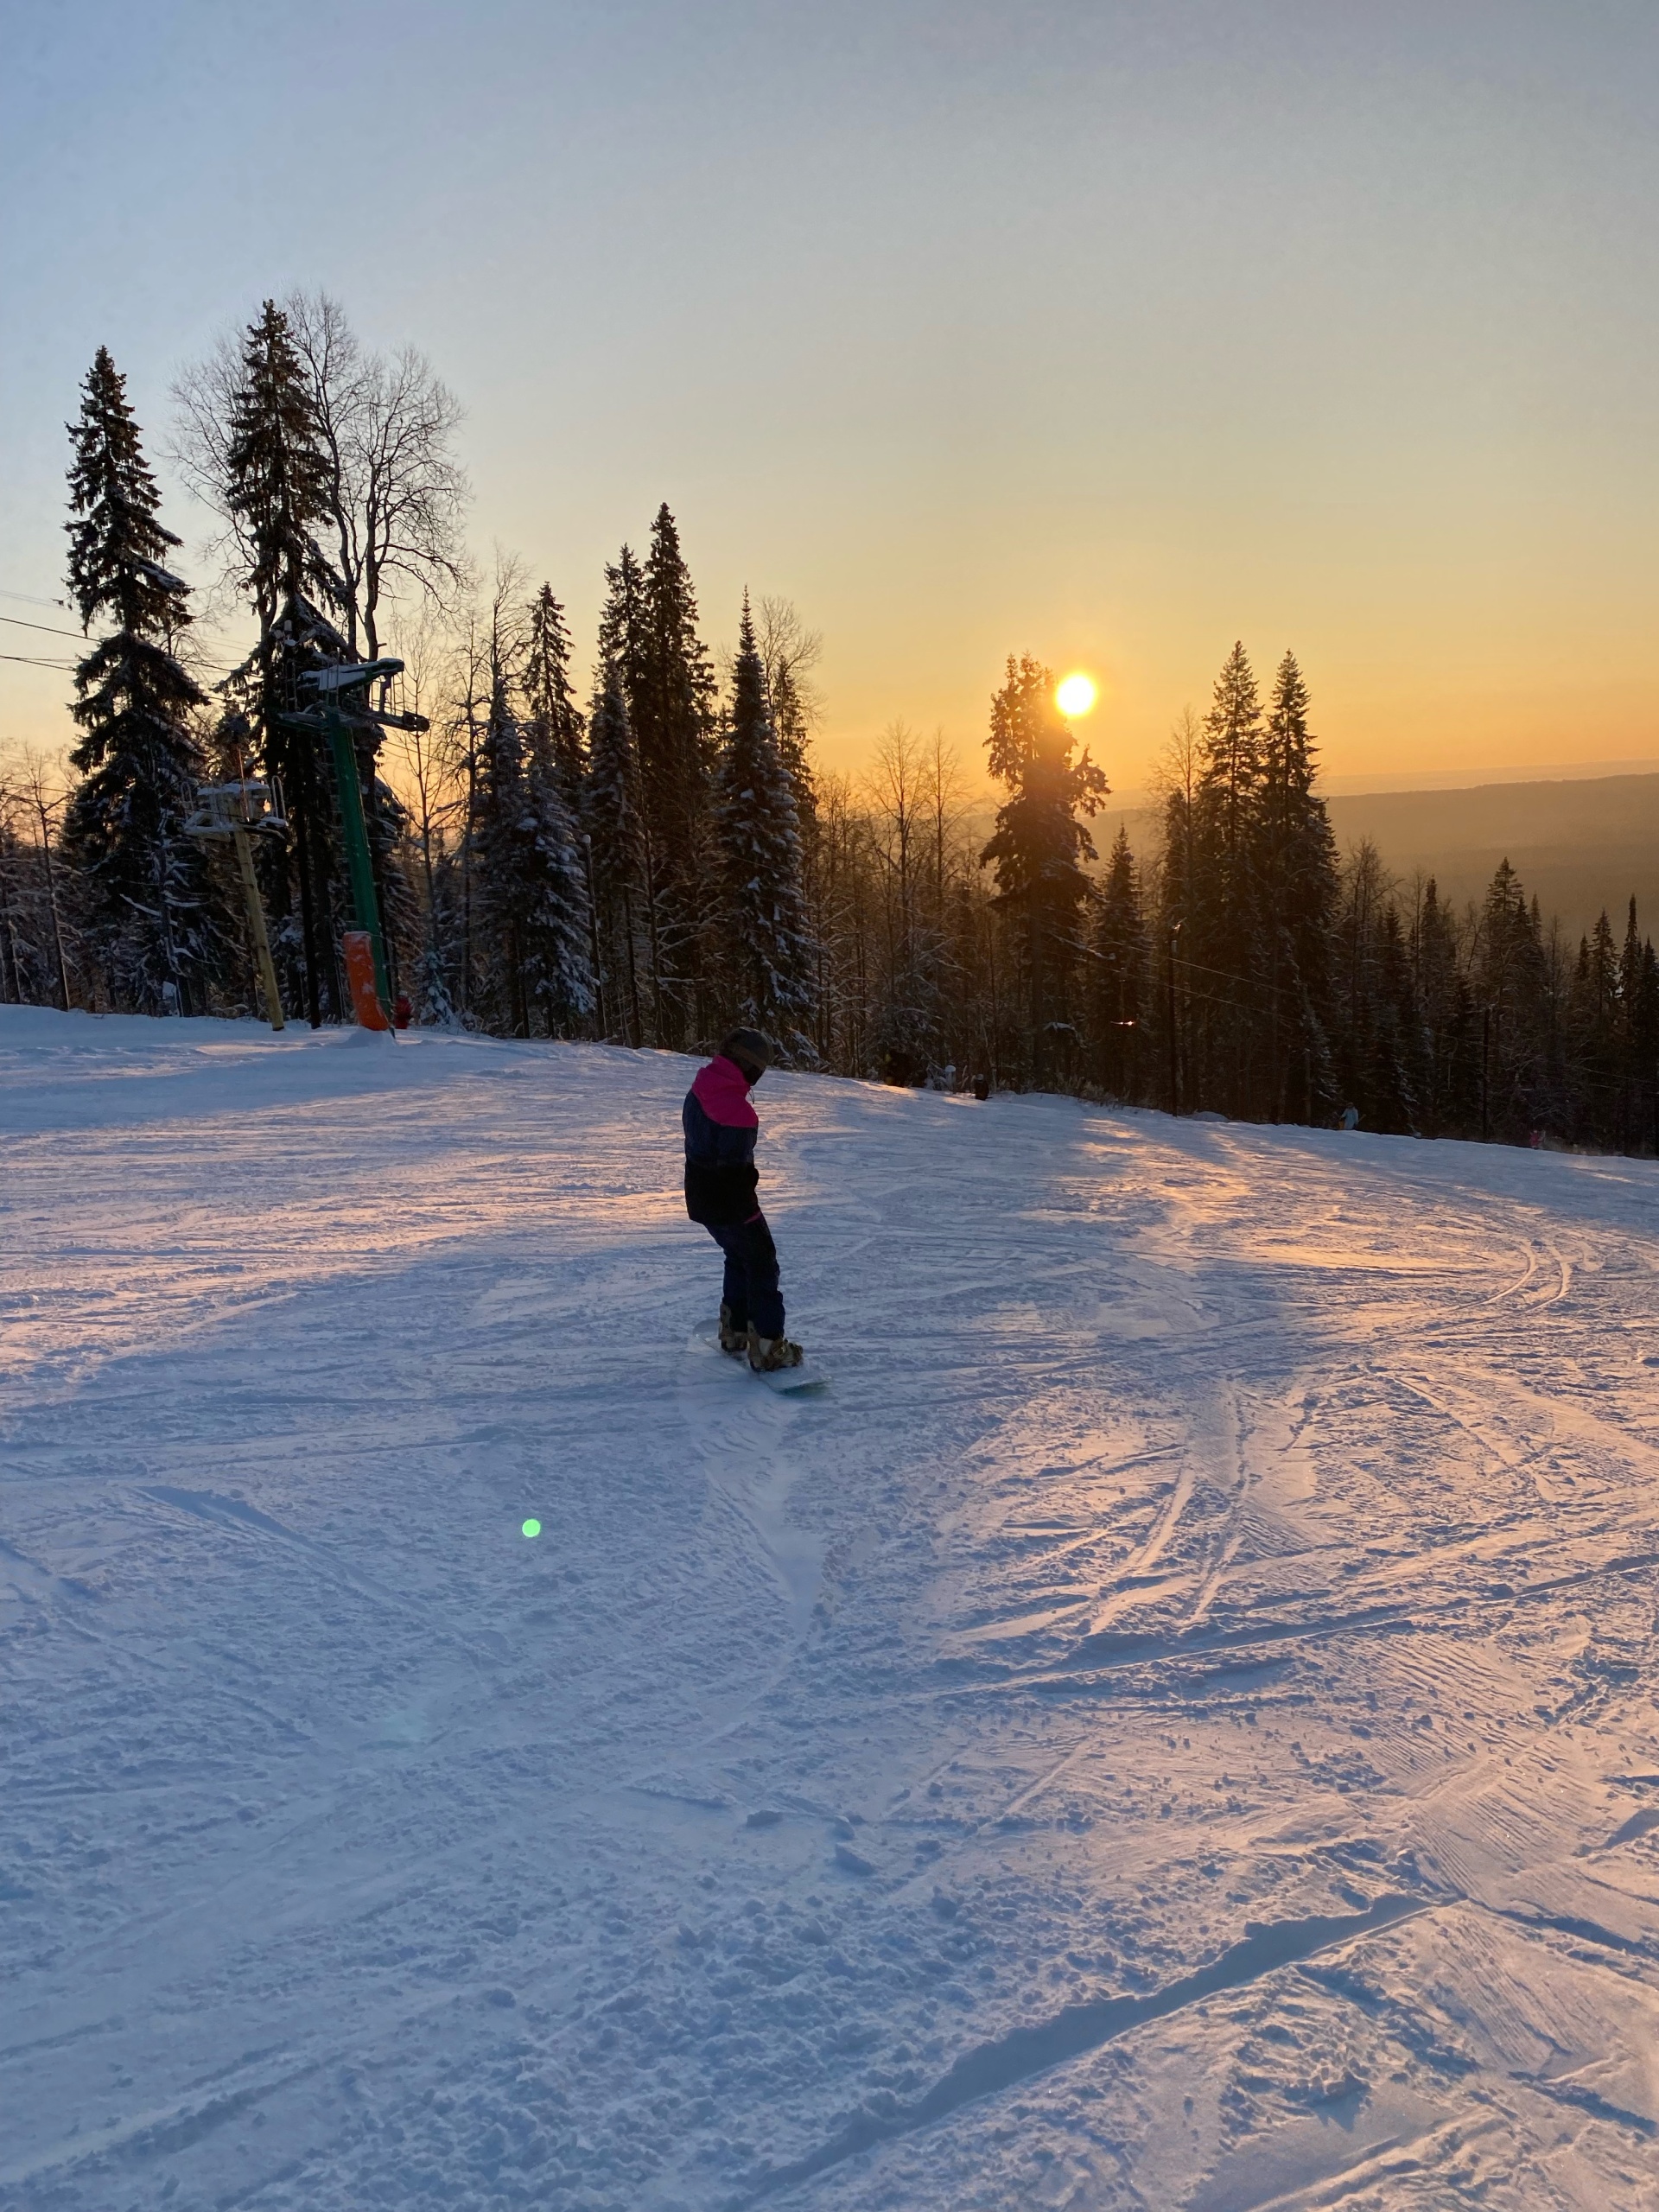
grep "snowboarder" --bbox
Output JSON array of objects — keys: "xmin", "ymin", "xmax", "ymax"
[{"xmin": 683, "ymin": 1028, "xmax": 804, "ymax": 1372}]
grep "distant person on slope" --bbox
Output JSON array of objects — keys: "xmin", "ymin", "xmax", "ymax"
[{"xmin": 683, "ymin": 1028, "xmax": 804, "ymax": 1373}]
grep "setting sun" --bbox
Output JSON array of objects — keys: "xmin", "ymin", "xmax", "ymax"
[{"xmin": 1056, "ymin": 672, "xmax": 1097, "ymax": 718}]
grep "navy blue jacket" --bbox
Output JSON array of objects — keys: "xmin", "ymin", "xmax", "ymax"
[{"xmin": 683, "ymin": 1056, "xmax": 760, "ymax": 1226}]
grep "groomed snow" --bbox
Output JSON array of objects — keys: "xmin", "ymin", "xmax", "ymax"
[{"xmin": 5, "ymin": 1007, "xmax": 1659, "ymax": 2210}]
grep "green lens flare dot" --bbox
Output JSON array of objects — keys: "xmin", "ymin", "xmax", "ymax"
[{"xmin": 522, "ymin": 1518, "xmax": 542, "ymax": 1539}]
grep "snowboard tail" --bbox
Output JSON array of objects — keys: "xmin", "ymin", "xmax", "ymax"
[{"xmin": 755, "ymin": 1359, "xmax": 829, "ymax": 1394}]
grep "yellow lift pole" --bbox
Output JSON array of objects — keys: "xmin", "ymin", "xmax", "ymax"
[{"xmin": 185, "ymin": 779, "xmax": 288, "ymax": 1033}]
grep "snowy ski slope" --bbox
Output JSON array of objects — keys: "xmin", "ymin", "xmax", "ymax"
[{"xmin": 4, "ymin": 1007, "xmax": 1659, "ymax": 2209}]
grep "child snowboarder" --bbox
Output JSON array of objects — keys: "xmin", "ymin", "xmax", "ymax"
[{"xmin": 683, "ymin": 1028, "xmax": 804, "ymax": 1371}]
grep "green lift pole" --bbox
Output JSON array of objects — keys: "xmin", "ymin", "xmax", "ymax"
[
  {"xmin": 323, "ymin": 691, "xmax": 392, "ymax": 1011},
  {"xmin": 276, "ymin": 657, "xmax": 427, "ymax": 1022}
]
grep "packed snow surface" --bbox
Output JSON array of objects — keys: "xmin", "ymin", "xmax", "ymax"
[{"xmin": 6, "ymin": 1007, "xmax": 1659, "ymax": 2211}]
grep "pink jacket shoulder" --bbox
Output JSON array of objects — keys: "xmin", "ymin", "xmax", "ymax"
[{"xmin": 690, "ymin": 1056, "xmax": 759, "ymax": 1129}]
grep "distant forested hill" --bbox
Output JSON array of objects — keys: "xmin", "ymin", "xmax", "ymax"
[
  {"xmin": 1324, "ymin": 773, "xmax": 1659, "ymax": 941},
  {"xmin": 1092, "ymin": 770, "xmax": 1659, "ymax": 948}
]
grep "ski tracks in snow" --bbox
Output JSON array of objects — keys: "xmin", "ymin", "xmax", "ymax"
[{"xmin": 8, "ymin": 1018, "xmax": 1659, "ymax": 2209}]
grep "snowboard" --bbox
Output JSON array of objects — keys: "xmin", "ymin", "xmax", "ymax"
[{"xmin": 698, "ymin": 1327, "xmax": 830, "ymax": 1393}]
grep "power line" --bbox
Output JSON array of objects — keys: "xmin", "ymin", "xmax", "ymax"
[
  {"xmin": 0, "ymin": 617, "xmax": 239, "ymax": 678},
  {"xmin": 0, "ymin": 652, "xmax": 78, "ymax": 670},
  {"xmin": 0, "ymin": 588, "xmax": 70, "ymax": 610},
  {"xmin": 1, "ymin": 590, "xmax": 240, "ymax": 671},
  {"xmin": 0, "ymin": 614, "xmax": 87, "ymax": 642}
]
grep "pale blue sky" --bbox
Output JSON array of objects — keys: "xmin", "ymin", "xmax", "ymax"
[{"xmin": 3, "ymin": 0, "xmax": 1656, "ymax": 786}]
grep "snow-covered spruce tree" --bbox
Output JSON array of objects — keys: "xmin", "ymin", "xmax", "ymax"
[
  {"xmin": 518, "ymin": 598, "xmax": 596, "ymax": 1035},
  {"xmin": 468, "ymin": 672, "xmax": 594, "ymax": 1037},
  {"xmin": 768, "ymin": 655, "xmax": 816, "ymax": 825},
  {"xmin": 524, "ymin": 584, "xmax": 586, "ymax": 809},
  {"xmin": 225, "ymin": 304, "xmax": 339, "ymax": 636},
  {"xmin": 60, "ymin": 349, "xmax": 221, "ymax": 1015},
  {"xmin": 467, "ymin": 671, "xmax": 532, "ymax": 1033},
  {"xmin": 1369, "ymin": 904, "xmax": 1426, "ymax": 1135},
  {"xmin": 222, "ymin": 302, "xmax": 341, "ymax": 1025},
  {"xmin": 520, "ymin": 745, "xmax": 596, "ymax": 1036},
  {"xmin": 1186, "ymin": 640, "xmax": 1266, "ymax": 1113},
  {"xmin": 596, "ymin": 545, "xmax": 648, "ymax": 713},
  {"xmin": 1572, "ymin": 906, "xmax": 1621, "ymax": 1140},
  {"xmin": 714, "ymin": 597, "xmax": 815, "ymax": 1055},
  {"xmin": 1200, "ymin": 641, "xmax": 1264, "ymax": 870},
  {"xmin": 635, "ymin": 505, "xmax": 717, "ymax": 1045},
  {"xmin": 415, "ymin": 942, "xmax": 460, "ymax": 1027},
  {"xmin": 1624, "ymin": 906, "xmax": 1659, "ymax": 1154},
  {"xmin": 584, "ymin": 666, "xmax": 645, "ymax": 1044},
  {"xmin": 1413, "ymin": 877, "xmax": 1476, "ymax": 1135},
  {"xmin": 1090, "ymin": 825, "xmax": 1145, "ymax": 1097},
  {"xmin": 981, "ymin": 654, "xmax": 1108, "ymax": 1087},
  {"xmin": 1252, "ymin": 650, "xmax": 1339, "ymax": 1122},
  {"xmin": 753, "ymin": 595, "xmax": 822, "ymax": 835},
  {"xmin": 1474, "ymin": 858, "xmax": 1554, "ymax": 1141}
]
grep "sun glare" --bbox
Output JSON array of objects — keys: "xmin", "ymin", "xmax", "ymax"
[{"xmin": 1056, "ymin": 673, "xmax": 1097, "ymax": 718}]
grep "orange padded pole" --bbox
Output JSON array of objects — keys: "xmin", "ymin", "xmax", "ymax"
[{"xmin": 343, "ymin": 931, "xmax": 391, "ymax": 1032}]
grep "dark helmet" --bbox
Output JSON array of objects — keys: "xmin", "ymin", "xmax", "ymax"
[{"xmin": 720, "ymin": 1027, "xmax": 773, "ymax": 1078}]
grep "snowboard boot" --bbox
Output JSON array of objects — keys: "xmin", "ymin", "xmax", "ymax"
[
  {"xmin": 747, "ymin": 1326, "xmax": 804, "ymax": 1373},
  {"xmin": 718, "ymin": 1304, "xmax": 748, "ymax": 1357}
]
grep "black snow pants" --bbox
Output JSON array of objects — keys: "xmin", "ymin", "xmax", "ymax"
[{"xmin": 707, "ymin": 1212, "xmax": 785, "ymax": 1338}]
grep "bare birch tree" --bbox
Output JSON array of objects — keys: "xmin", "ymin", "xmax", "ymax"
[
  {"xmin": 284, "ymin": 293, "xmax": 471, "ymax": 658},
  {"xmin": 172, "ymin": 293, "xmax": 470, "ymax": 658}
]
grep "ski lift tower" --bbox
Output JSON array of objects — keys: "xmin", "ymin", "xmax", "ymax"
[
  {"xmin": 276, "ymin": 659, "xmax": 427, "ymax": 1032},
  {"xmin": 184, "ymin": 777, "xmax": 288, "ymax": 1032}
]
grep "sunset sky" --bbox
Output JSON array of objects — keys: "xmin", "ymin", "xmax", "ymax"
[{"xmin": 3, "ymin": 0, "xmax": 1656, "ymax": 794}]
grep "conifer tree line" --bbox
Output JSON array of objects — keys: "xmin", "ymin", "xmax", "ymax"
[
  {"xmin": 1077, "ymin": 645, "xmax": 1659, "ymax": 1154},
  {"xmin": 7, "ymin": 299, "xmax": 1659, "ymax": 1156}
]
